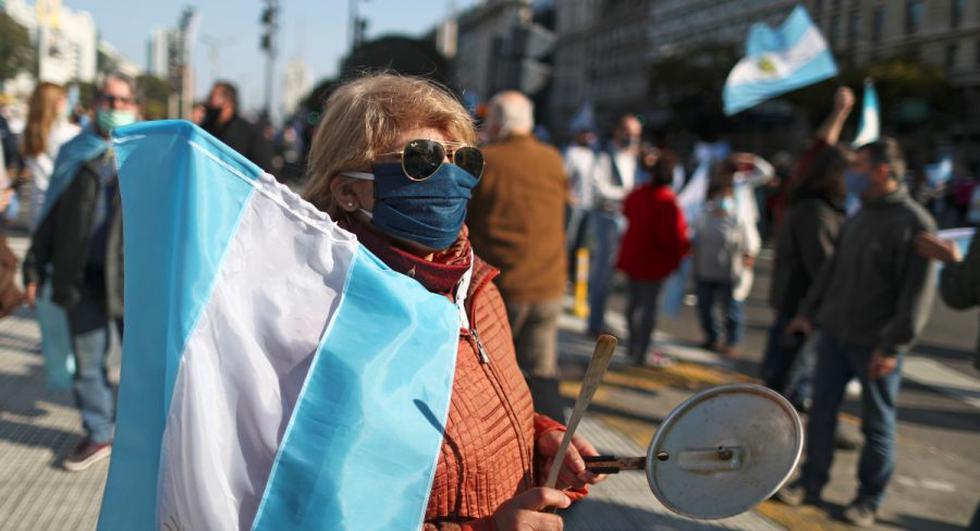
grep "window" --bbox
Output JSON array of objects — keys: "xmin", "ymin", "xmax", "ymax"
[
  {"xmin": 848, "ymin": 10, "xmax": 861, "ymax": 47},
  {"xmin": 813, "ymin": 0, "xmax": 824, "ymax": 18},
  {"xmin": 906, "ymin": 0, "xmax": 924, "ymax": 35},
  {"xmin": 946, "ymin": 42, "xmax": 958, "ymax": 70},
  {"xmin": 830, "ymin": 13, "xmax": 841, "ymax": 46},
  {"xmin": 873, "ymin": 5, "xmax": 885, "ymax": 43},
  {"xmin": 952, "ymin": 0, "xmax": 966, "ymax": 28}
]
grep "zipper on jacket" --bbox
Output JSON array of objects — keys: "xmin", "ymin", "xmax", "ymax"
[{"xmin": 470, "ymin": 328, "xmax": 491, "ymax": 364}]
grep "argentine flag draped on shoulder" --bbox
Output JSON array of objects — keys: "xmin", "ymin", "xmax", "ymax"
[
  {"xmin": 724, "ymin": 5, "xmax": 838, "ymax": 115},
  {"xmin": 98, "ymin": 120, "xmax": 460, "ymax": 530}
]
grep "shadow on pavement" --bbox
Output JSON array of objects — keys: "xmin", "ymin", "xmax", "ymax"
[
  {"xmin": 876, "ymin": 514, "xmax": 968, "ymax": 531},
  {"xmin": 563, "ymin": 498, "xmax": 735, "ymax": 530},
  {"xmin": 913, "ymin": 341, "xmax": 974, "ymax": 364},
  {"xmin": 896, "ymin": 405, "xmax": 980, "ymax": 433}
]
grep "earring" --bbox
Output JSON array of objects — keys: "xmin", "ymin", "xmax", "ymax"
[{"xmin": 347, "ymin": 202, "xmax": 355, "ymax": 208}]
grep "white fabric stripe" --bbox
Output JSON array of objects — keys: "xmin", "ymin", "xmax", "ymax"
[
  {"xmin": 727, "ymin": 27, "xmax": 829, "ymax": 85},
  {"xmin": 155, "ymin": 172, "xmax": 357, "ymax": 531}
]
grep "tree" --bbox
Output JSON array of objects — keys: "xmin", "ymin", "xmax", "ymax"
[
  {"xmin": 136, "ymin": 74, "xmax": 173, "ymax": 120},
  {"xmin": 647, "ymin": 43, "xmax": 740, "ymax": 139},
  {"xmin": 0, "ymin": 13, "xmax": 35, "ymax": 84}
]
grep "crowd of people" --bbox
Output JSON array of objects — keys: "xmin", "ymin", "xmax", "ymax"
[{"xmin": 0, "ymin": 71, "xmax": 978, "ymax": 529}]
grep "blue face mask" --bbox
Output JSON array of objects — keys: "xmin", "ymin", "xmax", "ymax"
[
  {"xmin": 845, "ymin": 169, "xmax": 871, "ymax": 197},
  {"xmin": 343, "ymin": 162, "xmax": 480, "ymax": 250}
]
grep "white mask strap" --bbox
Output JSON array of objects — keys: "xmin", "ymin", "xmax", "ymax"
[
  {"xmin": 358, "ymin": 208, "xmax": 374, "ymax": 220},
  {"xmin": 341, "ymin": 171, "xmax": 375, "ymax": 181}
]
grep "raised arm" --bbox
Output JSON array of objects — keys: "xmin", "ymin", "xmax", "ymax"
[{"xmin": 816, "ymin": 86, "xmax": 855, "ymax": 146}]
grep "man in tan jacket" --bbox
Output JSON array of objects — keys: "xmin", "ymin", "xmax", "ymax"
[{"xmin": 467, "ymin": 91, "xmax": 568, "ymax": 420}]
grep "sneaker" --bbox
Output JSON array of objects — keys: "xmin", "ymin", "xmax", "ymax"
[
  {"xmin": 774, "ymin": 481, "xmax": 821, "ymax": 507},
  {"xmin": 721, "ymin": 345, "xmax": 742, "ymax": 359},
  {"xmin": 843, "ymin": 499, "xmax": 877, "ymax": 527},
  {"xmin": 64, "ymin": 439, "xmax": 111, "ymax": 472},
  {"xmin": 647, "ymin": 351, "xmax": 674, "ymax": 368},
  {"xmin": 699, "ymin": 340, "xmax": 720, "ymax": 352}
]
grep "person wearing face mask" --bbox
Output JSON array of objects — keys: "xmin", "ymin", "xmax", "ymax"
[
  {"xmin": 302, "ymin": 74, "xmax": 603, "ymax": 530},
  {"xmin": 692, "ymin": 172, "xmax": 760, "ymax": 357},
  {"xmin": 587, "ymin": 114, "xmax": 644, "ymax": 336},
  {"xmin": 778, "ymin": 138, "xmax": 937, "ymax": 528},
  {"xmin": 201, "ymin": 81, "xmax": 274, "ymax": 172},
  {"xmin": 22, "ymin": 73, "xmax": 139, "ymax": 472},
  {"xmin": 22, "ymin": 82, "xmax": 81, "ymax": 229}
]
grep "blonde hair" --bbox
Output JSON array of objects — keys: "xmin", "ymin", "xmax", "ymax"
[
  {"xmin": 23, "ymin": 82, "xmax": 66, "ymax": 158},
  {"xmin": 303, "ymin": 73, "xmax": 476, "ymax": 215}
]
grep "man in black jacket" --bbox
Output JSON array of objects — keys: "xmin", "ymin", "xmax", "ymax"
[
  {"xmin": 23, "ymin": 73, "xmax": 137, "ymax": 472},
  {"xmin": 778, "ymin": 138, "xmax": 937, "ymax": 527},
  {"xmin": 202, "ymin": 81, "xmax": 273, "ymax": 172}
]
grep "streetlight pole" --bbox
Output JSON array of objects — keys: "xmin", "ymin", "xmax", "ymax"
[{"xmin": 261, "ymin": 0, "xmax": 280, "ymax": 124}]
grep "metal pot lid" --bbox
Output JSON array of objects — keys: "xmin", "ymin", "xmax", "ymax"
[{"xmin": 645, "ymin": 383, "xmax": 803, "ymax": 520}]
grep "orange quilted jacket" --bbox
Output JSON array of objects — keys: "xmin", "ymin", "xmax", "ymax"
[{"xmin": 422, "ymin": 258, "xmax": 578, "ymax": 530}]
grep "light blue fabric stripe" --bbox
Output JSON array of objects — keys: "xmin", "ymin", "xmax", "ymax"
[
  {"xmin": 854, "ymin": 80, "xmax": 880, "ymax": 145},
  {"xmin": 724, "ymin": 50, "xmax": 837, "ymax": 115},
  {"xmin": 98, "ymin": 121, "xmax": 261, "ymax": 531},
  {"xmin": 252, "ymin": 247, "xmax": 460, "ymax": 531},
  {"xmin": 746, "ymin": 5, "xmax": 815, "ymax": 57}
]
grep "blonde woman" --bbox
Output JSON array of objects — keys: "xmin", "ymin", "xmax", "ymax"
[
  {"xmin": 23, "ymin": 82, "xmax": 80, "ymax": 228},
  {"xmin": 304, "ymin": 73, "xmax": 603, "ymax": 530}
]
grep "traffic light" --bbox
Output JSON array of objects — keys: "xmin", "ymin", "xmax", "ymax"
[
  {"xmin": 261, "ymin": 7, "xmax": 276, "ymax": 25},
  {"xmin": 260, "ymin": 1, "xmax": 278, "ymax": 52}
]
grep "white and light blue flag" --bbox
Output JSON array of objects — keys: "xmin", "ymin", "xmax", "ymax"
[
  {"xmin": 724, "ymin": 5, "xmax": 838, "ymax": 116},
  {"xmin": 98, "ymin": 121, "xmax": 461, "ymax": 530},
  {"xmin": 852, "ymin": 78, "xmax": 880, "ymax": 147}
]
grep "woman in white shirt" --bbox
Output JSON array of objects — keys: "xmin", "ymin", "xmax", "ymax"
[{"xmin": 23, "ymin": 82, "xmax": 80, "ymax": 229}]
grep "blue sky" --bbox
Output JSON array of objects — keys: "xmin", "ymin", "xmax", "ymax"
[{"xmin": 71, "ymin": 0, "xmax": 477, "ymax": 113}]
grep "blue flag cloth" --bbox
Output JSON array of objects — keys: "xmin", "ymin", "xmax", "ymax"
[
  {"xmin": 724, "ymin": 5, "xmax": 838, "ymax": 115},
  {"xmin": 98, "ymin": 121, "xmax": 460, "ymax": 530},
  {"xmin": 852, "ymin": 78, "xmax": 880, "ymax": 147}
]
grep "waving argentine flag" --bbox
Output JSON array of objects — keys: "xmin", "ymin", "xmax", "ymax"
[
  {"xmin": 852, "ymin": 78, "xmax": 880, "ymax": 147},
  {"xmin": 724, "ymin": 5, "xmax": 838, "ymax": 115},
  {"xmin": 98, "ymin": 121, "xmax": 460, "ymax": 530}
]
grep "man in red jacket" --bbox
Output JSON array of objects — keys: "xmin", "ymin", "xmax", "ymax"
[{"xmin": 617, "ymin": 149, "xmax": 691, "ymax": 366}]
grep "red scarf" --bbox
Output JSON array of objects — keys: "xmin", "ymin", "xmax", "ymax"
[{"xmin": 342, "ymin": 216, "xmax": 472, "ymax": 297}]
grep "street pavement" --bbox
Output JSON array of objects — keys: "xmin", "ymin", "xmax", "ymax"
[{"xmin": 0, "ymin": 234, "xmax": 977, "ymax": 530}]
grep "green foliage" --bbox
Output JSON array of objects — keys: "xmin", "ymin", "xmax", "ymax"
[
  {"xmin": 136, "ymin": 74, "xmax": 172, "ymax": 119},
  {"xmin": 0, "ymin": 13, "xmax": 35, "ymax": 83}
]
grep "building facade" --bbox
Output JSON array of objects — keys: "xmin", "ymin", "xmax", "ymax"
[
  {"xmin": 453, "ymin": 0, "xmax": 534, "ymax": 101},
  {"xmin": 281, "ymin": 58, "xmax": 312, "ymax": 117},
  {"xmin": 550, "ymin": 0, "xmax": 654, "ymax": 136},
  {"xmin": 2, "ymin": 0, "xmax": 97, "ymax": 95}
]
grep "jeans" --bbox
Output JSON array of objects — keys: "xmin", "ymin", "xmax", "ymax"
[
  {"xmin": 587, "ymin": 210, "xmax": 625, "ymax": 333},
  {"xmin": 695, "ymin": 279, "xmax": 743, "ymax": 346},
  {"xmin": 67, "ymin": 292, "xmax": 120, "ymax": 444},
  {"xmin": 565, "ymin": 206, "xmax": 592, "ymax": 281},
  {"xmin": 626, "ymin": 279, "xmax": 663, "ymax": 361},
  {"xmin": 504, "ymin": 298, "xmax": 563, "ymax": 379},
  {"xmin": 504, "ymin": 297, "xmax": 565, "ymax": 421},
  {"xmin": 761, "ymin": 310, "xmax": 796, "ymax": 393},
  {"xmin": 801, "ymin": 333, "xmax": 902, "ymax": 509}
]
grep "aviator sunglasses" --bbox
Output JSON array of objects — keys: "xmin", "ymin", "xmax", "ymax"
[{"xmin": 379, "ymin": 138, "xmax": 485, "ymax": 181}]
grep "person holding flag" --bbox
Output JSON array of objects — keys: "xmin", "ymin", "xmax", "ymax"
[
  {"xmin": 22, "ymin": 73, "xmax": 139, "ymax": 471},
  {"xmin": 302, "ymin": 75, "xmax": 605, "ymax": 529},
  {"xmin": 99, "ymin": 73, "xmax": 604, "ymax": 530}
]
